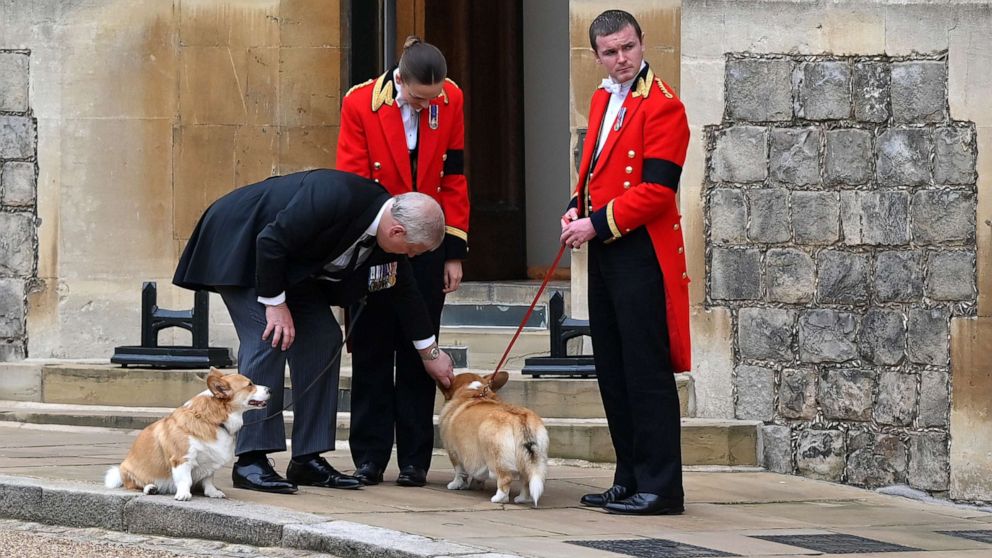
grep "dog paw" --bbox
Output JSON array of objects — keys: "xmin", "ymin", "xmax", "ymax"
[
  {"xmin": 513, "ymin": 494, "xmax": 532, "ymax": 504},
  {"xmin": 204, "ymin": 488, "xmax": 226, "ymax": 499},
  {"xmin": 490, "ymin": 491, "xmax": 509, "ymax": 504},
  {"xmin": 447, "ymin": 478, "xmax": 468, "ymax": 490},
  {"xmin": 174, "ymin": 491, "xmax": 192, "ymax": 501},
  {"xmin": 142, "ymin": 484, "xmax": 159, "ymax": 495}
]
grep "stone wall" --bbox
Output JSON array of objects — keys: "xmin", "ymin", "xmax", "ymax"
[
  {"xmin": 0, "ymin": 49, "xmax": 38, "ymax": 361},
  {"xmin": 682, "ymin": 0, "xmax": 992, "ymax": 501},
  {"xmin": 705, "ymin": 52, "xmax": 976, "ymax": 493},
  {"xmin": 0, "ymin": 0, "xmax": 344, "ymax": 360}
]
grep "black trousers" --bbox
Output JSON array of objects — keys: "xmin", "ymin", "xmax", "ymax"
[
  {"xmin": 588, "ymin": 227, "xmax": 683, "ymax": 500},
  {"xmin": 349, "ymin": 248, "xmax": 445, "ymax": 471}
]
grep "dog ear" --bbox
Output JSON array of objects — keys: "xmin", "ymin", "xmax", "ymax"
[
  {"xmin": 437, "ymin": 377, "xmax": 455, "ymax": 401},
  {"xmin": 207, "ymin": 369, "xmax": 232, "ymax": 400},
  {"xmin": 488, "ymin": 370, "xmax": 509, "ymax": 391}
]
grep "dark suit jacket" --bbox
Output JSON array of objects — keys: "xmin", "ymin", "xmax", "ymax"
[{"xmin": 173, "ymin": 169, "xmax": 433, "ymax": 341}]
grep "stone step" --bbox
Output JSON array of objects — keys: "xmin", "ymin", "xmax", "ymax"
[
  {"xmin": 0, "ymin": 401, "xmax": 759, "ymax": 466},
  {"xmin": 31, "ymin": 364, "xmax": 695, "ymax": 418}
]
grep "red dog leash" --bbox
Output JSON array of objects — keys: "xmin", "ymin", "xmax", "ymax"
[{"xmin": 493, "ymin": 243, "xmax": 568, "ymax": 374}]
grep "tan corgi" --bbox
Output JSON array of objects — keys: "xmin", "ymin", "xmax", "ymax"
[
  {"xmin": 104, "ymin": 368, "xmax": 270, "ymax": 501},
  {"xmin": 438, "ymin": 371, "xmax": 549, "ymax": 506}
]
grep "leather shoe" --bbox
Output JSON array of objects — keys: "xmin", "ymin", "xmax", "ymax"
[
  {"xmin": 580, "ymin": 484, "xmax": 633, "ymax": 507},
  {"xmin": 232, "ymin": 460, "xmax": 298, "ymax": 494},
  {"xmin": 286, "ymin": 456, "xmax": 362, "ymax": 490},
  {"xmin": 396, "ymin": 465, "xmax": 427, "ymax": 487},
  {"xmin": 354, "ymin": 462, "xmax": 384, "ymax": 486},
  {"xmin": 604, "ymin": 493, "xmax": 684, "ymax": 515}
]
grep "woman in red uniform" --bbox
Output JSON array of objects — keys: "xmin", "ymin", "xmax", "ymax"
[{"xmin": 336, "ymin": 37, "xmax": 469, "ymax": 487}]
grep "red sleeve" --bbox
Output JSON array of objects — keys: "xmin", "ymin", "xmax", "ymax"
[
  {"xmin": 611, "ymin": 96, "xmax": 689, "ymax": 233},
  {"xmin": 437, "ymin": 85, "xmax": 470, "ymax": 259},
  {"xmin": 336, "ymin": 92, "xmax": 372, "ymax": 178}
]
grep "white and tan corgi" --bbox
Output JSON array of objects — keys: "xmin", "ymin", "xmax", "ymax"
[
  {"xmin": 104, "ymin": 368, "xmax": 269, "ymax": 501},
  {"xmin": 438, "ymin": 371, "xmax": 549, "ymax": 507}
]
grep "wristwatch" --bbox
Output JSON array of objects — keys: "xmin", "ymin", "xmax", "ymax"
[{"xmin": 422, "ymin": 344, "xmax": 441, "ymax": 361}]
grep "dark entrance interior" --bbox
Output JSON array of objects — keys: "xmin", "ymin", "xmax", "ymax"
[{"xmin": 346, "ymin": 0, "xmax": 527, "ymax": 281}]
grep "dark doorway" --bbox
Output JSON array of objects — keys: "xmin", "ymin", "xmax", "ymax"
[{"xmin": 424, "ymin": 0, "xmax": 526, "ymax": 281}]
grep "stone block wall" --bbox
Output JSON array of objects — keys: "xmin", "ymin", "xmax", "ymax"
[
  {"xmin": 705, "ymin": 53, "xmax": 977, "ymax": 494},
  {"xmin": 0, "ymin": 49, "xmax": 38, "ymax": 361}
]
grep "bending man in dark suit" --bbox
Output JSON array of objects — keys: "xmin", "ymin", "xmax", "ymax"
[{"xmin": 173, "ymin": 168, "xmax": 455, "ymax": 494}]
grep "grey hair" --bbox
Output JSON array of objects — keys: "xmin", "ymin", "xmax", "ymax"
[{"xmin": 390, "ymin": 192, "xmax": 445, "ymax": 249}]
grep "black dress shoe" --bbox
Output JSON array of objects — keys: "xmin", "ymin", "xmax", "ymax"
[
  {"xmin": 232, "ymin": 460, "xmax": 298, "ymax": 494},
  {"xmin": 396, "ymin": 465, "xmax": 427, "ymax": 487},
  {"xmin": 354, "ymin": 462, "xmax": 384, "ymax": 486},
  {"xmin": 604, "ymin": 493, "xmax": 684, "ymax": 515},
  {"xmin": 287, "ymin": 456, "xmax": 362, "ymax": 489},
  {"xmin": 580, "ymin": 484, "xmax": 633, "ymax": 507}
]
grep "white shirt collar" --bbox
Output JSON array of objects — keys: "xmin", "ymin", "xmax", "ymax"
[
  {"xmin": 365, "ymin": 200, "xmax": 391, "ymax": 238},
  {"xmin": 600, "ymin": 60, "xmax": 647, "ymax": 96}
]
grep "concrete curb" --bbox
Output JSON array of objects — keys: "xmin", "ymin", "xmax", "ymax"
[{"xmin": 0, "ymin": 475, "xmax": 522, "ymax": 558}]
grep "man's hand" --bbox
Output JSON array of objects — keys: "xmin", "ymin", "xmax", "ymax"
[
  {"xmin": 443, "ymin": 260, "xmax": 463, "ymax": 294},
  {"xmin": 560, "ymin": 217, "xmax": 597, "ymax": 249},
  {"xmin": 262, "ymin": 303, "xmax": 295, "ymax": 351},
  {"xmin": 560, "ymin": 208, "xmax": 579, "ymax": 232},
  {"xmin": 421, "ymin": 347, "xmax": 454, "ymax": 388}
]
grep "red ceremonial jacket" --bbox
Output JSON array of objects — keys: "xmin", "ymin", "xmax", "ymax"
[
  {"xmin": 336, "ymin": 69, "xmax": 469, "ymax": 259},
  {"xmin": 570, "ymin": 64, "xmax": 692, "ymax": 372}
]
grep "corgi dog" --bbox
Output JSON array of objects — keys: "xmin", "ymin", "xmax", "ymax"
[
  {"xmin": 438, "ymin": 371, "xmax": 549, "ymax": 507},
  {"xmin": 104, "ymin": 368, "xmax": 269, "ymax": 501}
]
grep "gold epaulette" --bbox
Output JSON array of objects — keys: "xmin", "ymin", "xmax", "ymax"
[
  {"xmin": 655, "ymin": 77, "xmax": 674, "ymax": 99},
  {"xmin": 344, "ymin": 78, "xmax": 373, "ymax": 98},
  {"xmin": 445, "ymin": 77, "xmax": 460, "ymax": 89}
]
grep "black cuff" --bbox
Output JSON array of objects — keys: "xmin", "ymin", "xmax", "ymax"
[
  {"xmin": 444, "ymin": 233, "xmax": 468, "ymax": 260},
  {"xmin": 566, "ymin": 195, "xmax": 578, "ymax": 212},
  {"xmin": 589, "ymin": 207, "xmax": 615, "ymax": 242}
]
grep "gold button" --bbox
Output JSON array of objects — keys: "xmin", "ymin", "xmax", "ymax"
[
  {"xmin": 625, "ymin": 228, "xmax": 631, "ymax": 233},
  {"xmin": 374, "ymin": 162, "xmax": 381, "ymax": 170},
  {"xmin": 437, "ymin": 187, "xmax": 442, "ymax": 193},
  {"xmin": 442, "ymin": 153, "xmax": 448, "ymax": 161},
  {"xmin": 628, "ymin": 150, "xmax": 635, "ymax": 158},
  {"xmin": 623, "ymin": 181, "xmax": 631, "ymax": 189},
  {"xmin": 678, "ymin": 247, "xmax": 684, "ymax": 254},
  {"xmin": 682, "ymin": 272, "xmax": 687, "ymax": 279},
  {"xmin": 374, "ymin": 178, "xmax": 380, "ymax": 183},
  {"xmin": 673, "ymin": 223, "xmax": 680, "ymax": 231},
  {"xmin": 625, "ymin": 166, "xmax": 632, "ymax": 174},
  {"xmin": 440, "ymin": 171, "xmax": 444, "ymax": 177}
]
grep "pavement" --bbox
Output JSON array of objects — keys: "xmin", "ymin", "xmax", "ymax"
[{"xmin": 2, "ymin": 422, "xmax": 992, "ymax": 558}]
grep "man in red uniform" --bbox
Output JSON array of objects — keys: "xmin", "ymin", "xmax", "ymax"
[
  {"xmin": 336, "ymin": 37, "xmax": 469, "ymax": 487},
  {"xmin": 560, "ymin": 10, "xmax": 691, "ymax": 515}
]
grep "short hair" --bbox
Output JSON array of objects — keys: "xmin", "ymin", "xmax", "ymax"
[
  {"xmin": 398, "ymin": 36, "xmax": 447, "ymax": 86},
  {"xmin": 588, "ymin": 10, "xmax": 643, "ymax": 52},
  {"xmin": 391, "ymin": 192, "xmax": 445, "ymax": 249}
]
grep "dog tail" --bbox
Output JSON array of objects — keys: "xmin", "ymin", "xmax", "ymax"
[
  {"xmin": 104, "ymin": 466, "xmax": 123, "ymax": 489},
  {"xmin": 521, "ymin": 422, "xmax": 549, "ymax": 507}
]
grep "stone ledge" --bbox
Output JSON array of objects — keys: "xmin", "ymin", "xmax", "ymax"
[{"xmin": 0, "ymin": 475, "xmax": 523, "ymax": 558}]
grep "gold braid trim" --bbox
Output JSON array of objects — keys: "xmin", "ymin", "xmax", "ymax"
[
  {"xmin": 631, "ymin": 67, "xmax": 655, "ymax": 98},
  {"xmin": 445, "ymin": 226, "xmax": 468, "ymax": 242},
  {"xmin": 345, "ymin": 78, "xmax": 373, "ymax": 98},
  {"xmin": 606, "ymin": 199, "xmax": 621, "ymax": 239},
  {"xmin": 371, "ymin": 73, "xmax": 395, "ymax": 112}
]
